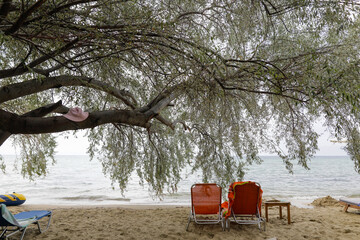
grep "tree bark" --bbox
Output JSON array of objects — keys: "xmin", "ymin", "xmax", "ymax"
[
  {"xmin": 0, "ymin": 75, "xmax": 136, "ymax": 107},
  {"xmin": 0, "ymin": 101, "xmax": 64, "ymax": 145},
  {"xmin": 0, "ymin": 109, "xmax": 151, "ymax": 134}
]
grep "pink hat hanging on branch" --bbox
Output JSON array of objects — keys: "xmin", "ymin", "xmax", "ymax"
[{"xmin": 63, "ymin": 107, "xmax": 89, "ymax": 122}]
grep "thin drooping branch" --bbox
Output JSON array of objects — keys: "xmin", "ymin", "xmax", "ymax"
[
  {"xmin": 0, "ymin": 100, "xmax": 63, "ymax": 145},
  {"xmin": 213, "ymin": 76, "xmax": 308, "ymax": 103},
  {"xmin": 0, "ymin": 108, "xmax": 151, "ymax": 134},
  {"xmin": 0, "ymin": 75, "xmax": 137, "ymax": 107},
  {"xmin": 23, "ymin": 0, "xmax": 98, "ymax": 26},
  {"xmin": 0, "ymin": 38, "xmax": 79, "ymax": 79},
  {"xmin": 0, "ymin": 0, "xmax": 12, "ymax": 24},
  {"xmin": 4, "ymin": 0, "xmax": 46, "ymax": 35}
]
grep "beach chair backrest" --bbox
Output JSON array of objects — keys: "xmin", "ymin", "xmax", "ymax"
[
  {"xmin": 231, "ymin": 182, "xmax": 261, "ymax": 215},
  {"xmin": 191, "ymin": 183, "xmax": 221, "ymax": 215},
  {"xmin": 0, "ymin": 204, "xmax": 20, "ymax": 227}
]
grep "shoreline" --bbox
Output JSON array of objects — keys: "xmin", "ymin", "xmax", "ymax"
[
  {"xmin": 6, "ymin": 196, "xmax": 360, "ymax": 240},
  {"xmin": 10, "ymin": 195, "xmax": 350, "ymax": 210},
  {"xmin": 19, "ymin": 194, "xmax": 346, "ymax": 209},
  {"xmin": 18, "ymin": 189, "xmax": 355, "ymax": 208}
]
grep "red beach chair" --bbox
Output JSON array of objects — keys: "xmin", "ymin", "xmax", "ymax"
[
  {"xmin": 222, "ymin": 181, "xmax": 265, "ymax": 231},
  {"xmin": 186, "ymin": 183, "xmax": 223, "ymax": 231}
]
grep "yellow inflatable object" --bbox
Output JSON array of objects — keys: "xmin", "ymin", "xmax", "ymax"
[{"xmin": 0, "ymin": 193, "xmax": 26, "ymax": 206}]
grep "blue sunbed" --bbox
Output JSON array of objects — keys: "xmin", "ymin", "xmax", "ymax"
[
  {"xmin": 0, "ymin": 204, "xmax": 52, "ymax": 240},
  {"xmin": 339, "ymin": 198, "xmax": 360, "ymax": 212}
]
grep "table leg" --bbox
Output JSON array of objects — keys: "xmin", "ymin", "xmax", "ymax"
[
  {"xmin": 287, "ymin": 204, "xmax": 291, "ymax": 224},
  {"xmin": 265, "ymin": 205, "xmax": 269, "ymax": 222},
  {"xmin": 279, "ymin": 206, "xmax": 282, "ymax": 219}
]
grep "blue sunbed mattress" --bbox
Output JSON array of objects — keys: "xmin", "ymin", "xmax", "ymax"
[{"xmin": 339, "ymin": 198, "xmax": 360, "ymax": 206}]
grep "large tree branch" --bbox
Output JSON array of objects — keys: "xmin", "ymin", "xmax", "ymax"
[
  {"xmin": 0, "ymin": 75, "xmax": 137, "ymax": 107},
  {"xmin": 136, "ymin": 83, "xmax": 187, "ymax": 130},
  {"xmin": 0, "ymin": 108, "xmax": 151, "ymax": 134},
  {"xmin": 136, "ymin": 81, "xmax": 186, "ymax": 114},
  {"xmin": 0, "ymin": 100, "xmax": 63, "ymax": 145},
  {"xmin": 22, "ymin": 100, "xmax": 64, "ymax": 117},
  {"xmin": 0, "ymin": 74, "xmax": 180, "ymax": 131},
  {"xmin": 144, "ymin": 92, "xmax": 177, "ymax": 116}
]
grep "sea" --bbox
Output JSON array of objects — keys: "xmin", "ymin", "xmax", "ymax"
[{"xmin": 0, "ymin": 155, "xmax": 359, "ymax": 208}]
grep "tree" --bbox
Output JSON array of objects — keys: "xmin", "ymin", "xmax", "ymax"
[{"xmin": 1, "ymin": 0, "xmax": 360, "ymax": 195}]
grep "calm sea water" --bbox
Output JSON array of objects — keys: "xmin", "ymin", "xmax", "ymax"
[{"xmin": 0, "ymin": 155, "xmax": 359, "ymax": 208}]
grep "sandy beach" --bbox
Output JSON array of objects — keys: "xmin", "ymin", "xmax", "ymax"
[{"xmin": 5, "ymin": 196, "xmax": 360, "ymax": 240}]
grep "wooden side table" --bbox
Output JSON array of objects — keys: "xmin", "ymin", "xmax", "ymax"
[{"xmin": 264, "ymin": 200, "xmax": 291, "ymax": 224}]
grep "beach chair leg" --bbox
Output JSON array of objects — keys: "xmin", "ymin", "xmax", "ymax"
[
  {"xmin": 37, "ymin": 213, "xmax": 53, "ymax": 233},
  {"xmin": 263, "ymin": 220, "xmax": 266, "ymax": 231},
  {"xmin": 260, "ymin": 218, "xmax": 266, "ymax": 231},
  {"xmin": 225, "ymin": 218, "xmax": 230, "ymax": 231},
  {"xmin": 343, "ymin": 204, "xmax": 349, "ymax": 213},
  {"xmin": 186, "ymin": 213, "xmax": 192, "ymax": 231},
  {"xmin": 19, "ymin": 227, "xmax": 27, "ymax": 240},
  {"xmin": 0, "ymin": 227, "xmax": 24, "ymax": 240},
  {"xmin": 0, "ymin": 227, "xmax": 6, "ymax": 237},
  {"xmin": 0, "ymin": 227, "xmax": 7, "ymax": 238},
  {"xmin": 258, "ymin": 218, "xmax": 265, "ymax": 231}
]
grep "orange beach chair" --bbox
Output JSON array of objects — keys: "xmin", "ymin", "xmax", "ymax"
[
  {"xmin": 222, "ymin": 181, "xmax": 265, "ymax": 231},
  {"xmin": 186, "ymin": 183, "xmax": 223, "ymax": 231}
]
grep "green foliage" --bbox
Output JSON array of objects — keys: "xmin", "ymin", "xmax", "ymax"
[
  {"xmin": 0, "ymin": 155, "xmax": 5, "ymax": 173},
  {"xmin": 1, "ymin": 0, "xmax": 360, "ymax": 195},
  {"xmin": 12, "ymin": 134, "xmax": 57, "ymax": 179}
]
